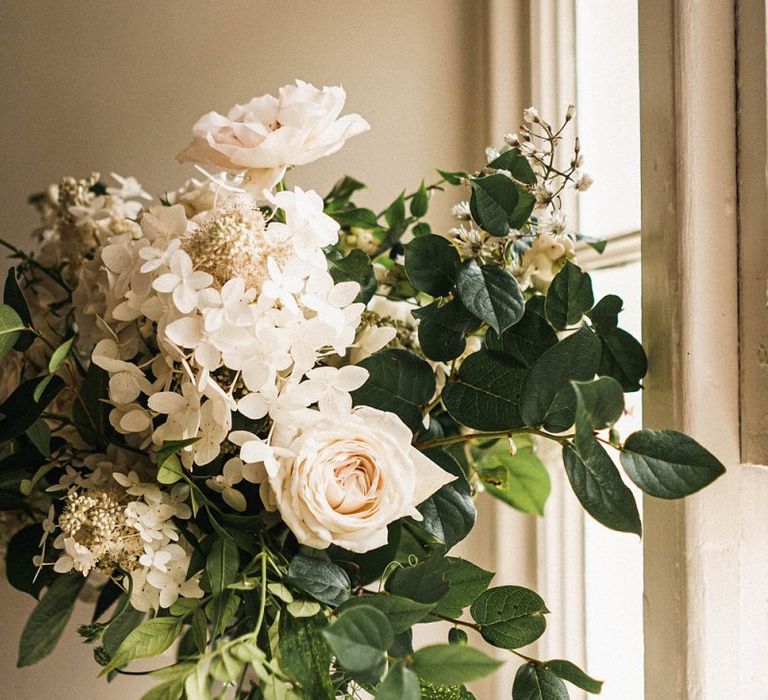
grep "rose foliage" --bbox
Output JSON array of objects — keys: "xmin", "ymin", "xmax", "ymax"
[{"xmin": 0, "ymin": 82, "xmax": 724, "ymax": 699}]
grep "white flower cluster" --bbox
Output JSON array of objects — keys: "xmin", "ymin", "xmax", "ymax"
[{"xmin": 41, "ymin": 451, "xmax": 201, "ymax": 611}]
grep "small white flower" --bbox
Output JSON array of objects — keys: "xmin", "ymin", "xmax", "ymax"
[
  {"xmin": 108, "ymin": 173, "xmax": 152, "ymax": 202},
  {"xmin": 574, "ymin": 172, "xmax": 594, "ymax": 192},
  {"xmin": 451, "ymin": 201, "xmax": 472, "ymax": 220},
  {"xmin": 206, "ymin": 458, "xmax": 247, "ymax": 512},
  {"xmin": 523, "ymin": 106, "xmax": 540, "ymax": 124},
  {"xmin": 153, "ymin": 250, "xmax": 213, "ymax": 314}
]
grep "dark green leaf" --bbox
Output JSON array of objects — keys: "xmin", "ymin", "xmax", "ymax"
[
  {"xmin": 513, "ymin": 662, "xmax": 568, "ymax": 700},
  {"xmin": 4, "ymin": 268, "xmax": 33, "ymax": 351},
  {"xmin": 414, "ymin": 299, "xmax": 482, "ymax": 362},
  {"xmin": 18, "ymin": 574, "xmax": 85, "ymax": 666},
  {"xmin": 0, "ymin": 303, "xmax": 24, "ymax": 361},
  {"xmin": 545, "ymin": 261, "xmax": 594, "ymax": 330},
  {"xmin": 101, "ymin": 617, "xmax": 183, "ymax": 675},
  {"xmin": 385, "ymin": 193, "xmax": 406, "ymax": 229},
  {"xmin": 351, "ymin": 349, "xmax": 436, "ymax": 433},
  {"xmin": 102, "ymin": 606, "xmax": 145, "ymax": 657},
  {"xmin": 437, "ymin": 169, "xmax": 468, "ymax": 185},
  {"xmin": 331, "ymin": 207, "xmax": 380, "ymax": 230},
  {"xmin": 325, "ymin": 176, "xmax": 366, "ymax": 208},
  {"xmin": 485, "ymin": 304, "xmax": 557, "ymax": 368},
  {"xmin": 469, "ymin": 174, "xmax": 520, "ymax": 237},
  {"xmin": 206, "ymin": 536, "xmax": 239, "ymax": 595},
  {"xmin": 619, "ymin": 429, "xmax": 726, "ymax": 498},
  {"xmin": 587, "ymin": 294, "xmax": 623, "ymax": 333},
  {"xmin": 6, "ymin": 525, "xmax": 53, "ymax": 598},
  {"xmin": 563, "ymin": 440, "xmax": 641, "ymax": 535},
  {"xmin": 520, "ymin": 326, "xmax": 602, "ymax": 432},
  {"xmin": 546, "ymin": 659, "xmax": 603, "ymax": 693},
  {"xmin": 431, "ymin": 558, "xmax": 494, "ymax": 618},
  {"xmin": 386, "ymin": 554, "xmax": 450, "ymax": 605},
  {"xmin": 572, "ymin": 377, "xmax": 625, "ymax": 456},
  {"xmin": 456, "ymin": 261, "xmax": 525, "ymax": 334},
  {"xmin": 322, "ymin": 606, "xmax": 393, "ymax": 680},
  {"xmin": 470, "ymin": 586, "xmax": 548, "ymax": 649},
  {"xmin": 487, "ymin": 148, "xmax": 536, "ymax": 185},
  {"xmin": 414, "ymin": 449, "xmax": 475, "ymax": 548},
  {"xmin": 410, "ymin": 181, "xmax": 429, "ymax": 218},
  {"xmin": 411, "ymin": 644, "xmax": 502, "ymax": 685},
  {"xmin": 377, "ymin": 660, "xmax": 420, "ymax": 700},
  {"xmin": 328, "ymin": 249, "xmax": 377, "ymax": 304},
  {"xmin": 287, "ymin": 547, "xmax": 351, "ymax": 606},
  {"xmin": 25, "ymin": 419, "xmax": 51, "ymax": 458},
  {"xmin": 338, "ymin": 595, "xmax": 434, "ymax": 634},
  {"xmin": 597, "ymin": 328, "xmax": 647, "ymax": 392},
  {"xmin": 0, "ymin": 375, "xmax": 65, "ymax": 442},
  {"xmin": 477, "ymin": 448, "xmax": 551, "ymax": 516},
  {"xmin": 279, "ymin": 613, "xmax": 334, "ymax": 700},
  {"xmin": 442, "ymin": 350, "xmax": 527, "ymax": 431},
  {"xmin": 404, "ymin": 235, "xmax": 459, "ymax": 297},
  {"xmin": 72, "ymin": 363, "xmax": 108, "ymax": 446}
]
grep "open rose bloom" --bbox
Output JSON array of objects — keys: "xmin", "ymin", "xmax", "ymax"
[{"xmin": 2, "ymin": 83, "xmax": 725, "ymax": 698}]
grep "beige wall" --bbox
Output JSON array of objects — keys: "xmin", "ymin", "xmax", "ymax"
[{"xmin": 0, "ymin": 1, "xmax": 498, "ymax": 698}]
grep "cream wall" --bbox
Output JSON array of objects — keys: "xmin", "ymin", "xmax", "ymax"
[{"xmin": 0, "ymin": 1, "xmax": 501, "ymax": 698}]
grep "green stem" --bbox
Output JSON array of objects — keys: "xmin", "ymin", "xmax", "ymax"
[
  {"xmin": 416, "ymin": 428, "xmax": 572, "ymax": 451},
  {"xmin": 436, "ymin": 614, "xmax": 537, "ymax": 663}
]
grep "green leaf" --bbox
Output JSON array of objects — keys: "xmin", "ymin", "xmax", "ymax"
[
  {"xmin": 102, "ymin": 606, "xmax": 146, "ymax": 657},
  {"xmin": 157, "ymin": 454, "xmax": 184, "ymax": 485},
  {"xmin": 597, "ymin": 327, "xmax": 647, "ymax": 392},
  {"xmin": 513, "ymin": 662, "xmax": 568, "ymax": 699},
  {"xmin": 322, "ymin": 606, "xmax": 394, "ymax": 680},
  {"xmin": 0, "ymin": 375, "xmax": 65, "ymax": 442},
  {"xmin": 410, "ymin": 181, "xmax": 430, "ymax": 218},
  {"xmin": 437, "ymin": 169, "xmax": 468, "ymax": 185},
  {"xmin": 351, "ymin": 349, "xmax": 436, "ymax": 433},
  {"xmin": 546, "ymin": 659, "xmax": 603, "ymax": 694},
  {"xmin": 4, "ymin": 268, "xmax": 33, "ymax": 351},
  {"xmin": 18, "ymin": 574, "xmax": 85, "ymax": 666},
  {"xmin": 25, "ymin": 419, "xmax": 51, "ymax": 458},
  {"xmin": 32, "ymin": 375, "xmax": 54, "ymax": 403},
  {"xmin": 156, "ymin": 437, "xmax": 200, "ymax": 470},
  {"xmin": 72, "ymin": 363, "xmax": 108, "ymax": 446},
  {"xmin": 487, "ymin": 148, "xmax": 536, "ymax": 184},
  {"xmin": 456, "ymin": 260, "xmax": 525, "ymax": 334},
  {"xmin": 619, "ymin": 429, "xmax": 726, "ymax": 498},
  {"xmin": 0, "ymin": 303, "xmax": 24, "ymax": 361},
  {"xmin": 6, "ymin": 525, "xmax": 52, "ymax": 598},
  {"xmin": 338, "ymin": 594, "xmax": 435, "ymax": 634},
  {"xmin": 191, "ymin": 608, "xmax": 207, "ymax": 654},
  {"xmin": 140, "ymin": 680, "xmax": 184, "ymax": 700},
  {"xmin": 442, "ymin": 349, "xmax": 527, "ymax": 431},
  {"xmin": 386, "ymin": 554, "xmax": 450, "ymax": 604},
  {"xmin": 563, "ymin": 440, "xmax": 642, "ymax": 535},
  {"xmin": 385, "ymin": 192, "xmax": 406, "ymax": 229},
  {"xmin": 101, "ymin": 617, "xmax": 183, "ymax": 675},
  {"xmin": 206, "ymin": 536, "xmax": 240, "ymax": 595},
  {"xmin": 477, "ymin": 448, "xmax": 551, "ymax": 516},
  {"xmin": 431, "ymin": 558, "xmax": 495, "ymax": 618},
  {"xmin": 587, "ymin": 294, "xmax": 623, "ymax": 333},
  {"xmin": 279, "ymin": 613, "xmax": 334, "ymax": 700},
  {"xmin": 485, "ymin": 304, "xmax": 557, "ymax": 368},
  {"xmin": 572, "ymin": 376, "xmax": 625, "ymax": 456},
  {"xmin": 48, "ymin": 336, "xmax": 75, "ymax": 374},
  {"xmin": 332, "ymin": 207, "xmax": 380, "ymax": 230},
  {"xmin": 414, "ymin": 448, "xmax": 476, "ymax": 548},
  {"xmin": 328, "ymin": 249, "xmax": 377, "ymax": 304},
  {"xmin": 377, "ymin": 660, "xmax": 420, "ymax": 700},
  {"xmin": 520, "ymin": 326, "xmax": 602, "ymax": 432},
  {"xmin": 287, "ymin": 547, "xmax": 351, "ymax": 606},
  {"xmin": 469, "ymin": 174, "xmax": 520, "ymax": 237},
  {"xmin": 404, "ymin": 235, "xmax": 460, "ymax": 297},
  {"xmin": 286, "ymin": 600, "xmax": 322, "ymax": 618},
  {"xmin": 470, "ymin": 586, "xmax": 548, "ymax": 649},
  {"xmin": 324, "ymin": 176, "xmax": 366, "ymax": 208},
  {"xmin": 545, "ymin": 261, "xmax": 594, "ymax": 330},
  {"xmin": 415, "ymin": 299, "xmax": 482, "ymax": 362},
  {"xmin": 412, "ymin": 644, "xmax": 502, "ymax": 685}
]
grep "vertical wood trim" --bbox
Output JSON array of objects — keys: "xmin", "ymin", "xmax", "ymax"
[{"xmin": 639, "ymin": 0, "xmax": 742, "ymax": 697}]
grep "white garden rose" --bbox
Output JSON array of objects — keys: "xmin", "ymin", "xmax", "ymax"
[
  {"xmin": 265, "ymin": 406, "xmax": 455, "ymax": 553},
  {"xmin": 177, "ymin": 80, "xmax": 370, "ymax": 193}
]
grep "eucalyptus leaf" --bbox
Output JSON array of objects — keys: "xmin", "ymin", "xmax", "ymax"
[
  {"xmin": 470, "ymin": 586, "xmax": 548, "ymax": 649},
  {"xmin": 456, "ymin": 260, "xmax": 525, "ymax": 334},
  {"xmin": 619, "ymin": 429, "xmax": 726, "ymax": 498},
  {"xmin": 563, "ymin": 441, "xmax": 641, "ymax": 535}
]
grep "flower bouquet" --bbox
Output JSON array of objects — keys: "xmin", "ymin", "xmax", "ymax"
[{"xmin": 0, "ymin": 81, "xmax": 725, "ymax": 699}]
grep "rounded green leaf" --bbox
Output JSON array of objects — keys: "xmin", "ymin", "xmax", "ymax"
[
  {"xmin": 415, "ymin": 299, "xmax": 481, "ymax": 362},
  {"xmin": 377, "ymin": 660, "xmax": 420, "ymax": 700},
  {"xmin": 563, "ymin": 440, "xmax": 641, "ymax": 535},
  {"xmin": 412, "ymin": 644, "xmax": 502, "ymax": 685},
  {"xmin": 619, "ymin": 429, "xmax": 726, "ymax": 498},
  {"xmin": 485, "ymin": 304, "xmax": 557, "ymax": 368},
  {"xmin": 338, "ymin": 595, "xmax": 435, "ymax": 634},
  {"xmin": 469, "ymin": 173, "xmax": 520, "ymax": 236},
  {"xmin": 597, "ymin": 327, "xmax": 648, "ymax": 392},
  {"xmin": 322, "ymin": 605, "xmax": 394, "ymax": 679},
  {"xmin": 513, "ymin": 662, "xmax": 569, "ymax": 700},
  {"xmin": 351, "ymin": 349, "xmax": 436, "ymax": 433},
  {"xmin": 470, "ymin": 586, "xmax": 548, "ymax": 649},
  {"xmin": 442, "ymin": 349, "xmax": 527, "ymax": 431},
  {"xmin": 0, "ymin": 303, "xmax": 24, "ymax": 361},
  {"xmin": 287, "ymin": 547, "xmax": 351, "ymax": 607},
  {"xmin": 404, "ymin": 234, "xmax": 459, "ymax": 297},
  {"xmin": 478, "ymin": 448, "xmax": 551, "ymax": 516},
  {"xmin": 456, "ymin": 260, "xmax": 525, "ymax": 334},
  {"xmin": 572, "ymin": 376, "xmax": 625, "ymax": 455},
  {"xmin": 545, "ymin": 261, "xmax": 595, "ymax": 330}
]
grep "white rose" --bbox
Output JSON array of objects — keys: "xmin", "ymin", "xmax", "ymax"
[
  {"xmin": 266, "ymin": 406, "xmax": 455, "ymax": 553},
  {"xmin": 177, "ymin": 80, "xmax": 370, "ymax": 193}
]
